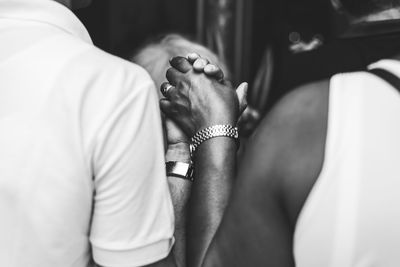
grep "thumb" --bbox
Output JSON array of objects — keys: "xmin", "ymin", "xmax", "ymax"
[{"xmin": 236, "ymin": 82, "xmax": 248, "ymax": 113}]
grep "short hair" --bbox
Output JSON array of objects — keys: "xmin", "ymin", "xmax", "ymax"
[
  {"xmin": 131, "ymin": 34, "xmax": 230, "ymax": 98},
  {"xmin": 340, "ymin": 0, "xmax": 400, "ymax": 17}
]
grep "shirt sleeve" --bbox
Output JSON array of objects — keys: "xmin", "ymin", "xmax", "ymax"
[{"xmin": 88, "ymin": 63, "xmax": 174, "ymax": 267}]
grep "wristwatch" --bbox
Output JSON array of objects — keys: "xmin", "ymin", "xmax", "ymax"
[{"xmin": 166, "ymin": 161, "xmax": 194, "ymax": 181}]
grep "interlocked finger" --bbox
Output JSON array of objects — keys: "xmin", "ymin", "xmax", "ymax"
[
  {"xmin": 193, "ymin": 57, "xmax": 210, "ymax": 72},
  {"xmin": 166, "ymin": 67, "xmax": 185, "ymax": 86},
  {"xmin": 204, "ymin": 64, "xmax": 224, "ymax": 82},
  {"xmin": 169, "ymin": 56, "xmax": 192, "ymax": 73},
  {"xmin": 187, "ymin": 53, "xmax": 200, "ymax": 64}
]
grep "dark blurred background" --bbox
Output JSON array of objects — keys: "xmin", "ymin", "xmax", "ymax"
[
  {"xmin": 74, "ymin": 0, "xmax": 346, "ymax": 90},
  {"xmin": 74, "ymin": 0, "xmax": 197, "ymax": 58}
]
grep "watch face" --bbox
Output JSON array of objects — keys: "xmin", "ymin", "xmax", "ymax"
[{"xmin": 166, "ymin": 161, "xmax": 194, "ymax": 181}]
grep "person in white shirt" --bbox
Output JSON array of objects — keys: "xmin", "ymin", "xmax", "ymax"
[{"xmin": 0, "ymin": 0, "xmax": 176, "ymax": 266}]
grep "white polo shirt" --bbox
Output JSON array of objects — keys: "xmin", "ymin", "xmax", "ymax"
[{"xmin": 0, "ymin": 0, "xmax": 174, "ymax": 266}]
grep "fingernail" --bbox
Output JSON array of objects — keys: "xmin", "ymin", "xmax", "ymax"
[
  {"xmin": 187, "ymin": 52, "xmax": 199, "ymax": 58},
  {"xmin": 204, "ymin": 64, "xmax": 214, "ymax": 72},
  {"xmin": 193, "ymin": 61, "xmax": 201, "ymax": 69}
]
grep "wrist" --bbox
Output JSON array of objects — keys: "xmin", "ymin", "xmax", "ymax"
[
  {"xmin": 199, "ymin": 102, "xmax": 239, "ymax": 131},
  {"xmin": 198, "ymin": 117, "xmax": 238, "ymax": 134},
  {"xmin": 166, "ymin": 143, "xmax": 191, "ymax": 163},
  {"xmin": 190, "ymin": 124, "xmax": 239, "ymax": 159}
]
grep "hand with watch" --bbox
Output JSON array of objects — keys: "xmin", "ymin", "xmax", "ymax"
[
  {"xmin": 163, "ymin": 115, "xmax": 193, "ymax": 181},
  {"xmin": 161, "ymin": 55, "xmax": 240, "ymax": 267},
  {"xmin": 161, "ymin": 54, "xmax": 248, "ymax": 181},
  {"xmin": 160, "ymin": 53, "xmax": 248, "ymax": 267}
]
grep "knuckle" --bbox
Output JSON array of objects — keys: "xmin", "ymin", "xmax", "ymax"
[
  {"xmin": 176, "ymin": 80, "xmax": 187, "ymax": 90},
  {"xmin": 170, "ymin": 56, "xmax": 185, "ymax": 67}
]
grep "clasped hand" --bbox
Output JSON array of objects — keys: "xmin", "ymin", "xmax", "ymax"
[{"xmin": 160, "ymin": 54, "xmax": 248, "ymax": 143}]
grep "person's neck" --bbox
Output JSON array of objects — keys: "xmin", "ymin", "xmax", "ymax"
[{"xmin": 350, "ymin": 8, "xmax": 400, "ymax": 24}]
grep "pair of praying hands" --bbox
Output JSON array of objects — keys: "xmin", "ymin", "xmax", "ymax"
[{"xmin": 160, "ymin": 53, "xmax": 248, "ymax": 147}]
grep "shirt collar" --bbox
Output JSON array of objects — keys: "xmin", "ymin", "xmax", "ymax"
[
  {"xmin": 0, "ymin": 0, "xmax": 92, "ymax": 44},
  {"xmin": 340, "ymin": 19, "xmax": 400, "ymax": 39}
]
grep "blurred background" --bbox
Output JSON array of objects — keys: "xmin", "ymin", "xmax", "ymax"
[{"xmin": 74, "ymin": 0, "xmax": 348, "ymax": 112}]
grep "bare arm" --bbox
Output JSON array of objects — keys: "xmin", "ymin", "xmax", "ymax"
[
  {"xmin": 165, "ymin": 142, "xmax": 191, "ymax": 267},
  {"xmin": 139, "ymin": 137, "xmax": 237, "ymax": 267},
  {"xmin": 158, "ymin": 55, "xmax": 243, "ymax": 267},
  {"xmin": 202, "ymin": 80, "xmax": 329, "ymax": 267},
  {"xmin": 187, "ymin": 135, "xmax": 237, "ymax": 267}
]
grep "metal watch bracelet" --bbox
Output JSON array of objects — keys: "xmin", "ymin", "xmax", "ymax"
[{"xmin": 190, "ymin": 124, "xmax": 239, "ymax": 157}]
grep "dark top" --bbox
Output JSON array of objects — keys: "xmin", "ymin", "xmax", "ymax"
[{"xmin": 265, "ymin": 19, "xmax": 400, "ymax": 110}]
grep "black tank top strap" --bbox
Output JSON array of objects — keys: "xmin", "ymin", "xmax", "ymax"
[{"xmin": 368, "ymin": 68, "xmax": 400, "ymax": 94}]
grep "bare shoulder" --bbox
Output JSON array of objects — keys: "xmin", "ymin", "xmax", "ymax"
[{"xmin": 241, "ymin": 79, "xmax": 330, "ymax": 226}]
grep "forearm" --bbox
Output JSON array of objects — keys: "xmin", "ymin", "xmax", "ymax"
[
  {"xmin": 165, "ymin": 144, "xmax": 192, "ymax": 267},
  {"xmin": 160, "ymin": 55, "xmax": 242, "ymax": 267},
  {"xmin": 187, "ymin": 137, "xmax": 236, "ymax": 267}
]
